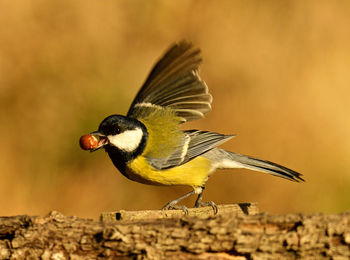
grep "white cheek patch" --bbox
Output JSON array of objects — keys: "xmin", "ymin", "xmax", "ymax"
[{"xmin": 108, "ymin": 128, "xmax": 144, "ymax": 152}]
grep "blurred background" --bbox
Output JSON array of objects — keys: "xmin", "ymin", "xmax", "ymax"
[{"xmin": 1, "ymin": 0, "xmax": 350, "ymax": 219}]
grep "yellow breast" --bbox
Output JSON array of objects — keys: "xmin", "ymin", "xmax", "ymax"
[{"xmin": 125, "ymin": 156, "xmax": 212, "ymax": 188}]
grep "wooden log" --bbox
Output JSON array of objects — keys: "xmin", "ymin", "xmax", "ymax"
[
  {"xmin": 0, "ymin": 206, "xmax": 350, "ymax": 259},
  {"xmin": 100, "ymin": 203, "xmax": 259, "ymax": 222}
]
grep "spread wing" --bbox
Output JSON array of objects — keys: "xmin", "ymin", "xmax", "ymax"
[
  {"xmin": 147, "ymin": 130, "xmax": 235, "ymax": 170},
  {"xmin": 125, "ymin": 41, "xmax": 222, "ymax": 168},
  {"xmin": 127, "ymin": 41, "xmax": 212, "ymax": 123}
]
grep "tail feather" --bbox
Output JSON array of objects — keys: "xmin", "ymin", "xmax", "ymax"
[{"xmin": 205, "ymin": 149, "xmax": 304, "ymax": 182}]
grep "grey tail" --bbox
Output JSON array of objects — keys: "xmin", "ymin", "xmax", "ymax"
[{"xmin": 205, "ymin": 149, "xmax": 304, "ymax": 182}]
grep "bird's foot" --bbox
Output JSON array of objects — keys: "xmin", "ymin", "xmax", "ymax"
[
  {"xmin": 194, "ymin": 201, "xmax": 218, "ymax": 215},
  {"xmin": 161, "ymin": 203, "xmax": 189, "ymax": 215}
]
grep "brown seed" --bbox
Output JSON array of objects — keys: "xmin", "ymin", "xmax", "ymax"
[{"xmin": 79, "ymin": 134, "xmax": 99, "ymax": 150}]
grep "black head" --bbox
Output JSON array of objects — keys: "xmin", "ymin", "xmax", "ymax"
[
  {"xmin": 94, "ymin": 115, "xmax": 148, "ymax": 170},
  {"xmin": 98, "ymin": 115, "xmax": 145, "ymax": 137}
]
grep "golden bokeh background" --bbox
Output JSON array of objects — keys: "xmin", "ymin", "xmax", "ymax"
[{"xmin": 1, "ymin": 1, "xmax": 350, "ymax": 218}]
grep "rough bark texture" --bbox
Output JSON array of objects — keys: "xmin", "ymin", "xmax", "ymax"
[{"xmin": 0, "ymin": 207, "xmax": 350, "ymax": 259}]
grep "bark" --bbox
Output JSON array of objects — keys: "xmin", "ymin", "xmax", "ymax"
[
  {"xmin": 0, "ymin": 205, "xmax": 349, "ymax": 259},
  {"xmin": 100, "ymin": 203, "xmax": 259, "ymax": 222}
]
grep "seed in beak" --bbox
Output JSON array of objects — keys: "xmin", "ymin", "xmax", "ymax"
[{"xmin": 79, "ymin": 134, "xmax": 100, "ymax": 150}]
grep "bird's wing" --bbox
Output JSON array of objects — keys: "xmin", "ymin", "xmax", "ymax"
[
  {"xmin": 146, "ymin": 130, "xmax": 235, "ymax": 170},
  {"xmin": 127, "ymin": 41, "xmax": 212, "ymax": 123}
]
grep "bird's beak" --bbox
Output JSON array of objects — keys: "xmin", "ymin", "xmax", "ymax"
[{"xmin": 89, "ymin": 131, "xmax": 109, "ymax": 152}]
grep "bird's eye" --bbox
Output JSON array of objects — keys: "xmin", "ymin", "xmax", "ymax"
[{"xmin": 114, "ymin": 127, "xmax": 120, "ymax": 134}]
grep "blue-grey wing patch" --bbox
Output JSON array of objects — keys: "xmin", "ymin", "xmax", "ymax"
[
  {"xmin": 147, "ymin": 130, "xmax": 235, "ymax": 170},
  {"xmin": 127, "ymin": 41, "xmax": 212, "ymax": 123}
]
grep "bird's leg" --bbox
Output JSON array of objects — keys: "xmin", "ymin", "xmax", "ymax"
[
  {"xmin": 161, "ymin": 190, "xmax": 196, "ymax": 215},
  {"xmin": 194, "ymin": 186, "xmax": 218, "ymax": 214}
]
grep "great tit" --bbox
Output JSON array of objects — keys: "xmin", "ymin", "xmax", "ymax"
[{"xmin": 80, "ymin": 41, "xmax": 304, "ymax": 212}]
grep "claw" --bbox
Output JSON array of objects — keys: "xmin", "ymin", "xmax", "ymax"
[
  {"xmin": 195, "ymin": 201, "xmax": 218, "ymax": 215},
  {"xmin": 161, "ymin": 190, "xmax": 196, "ymax": 215},
  {"xmin": 161, "ymin": 203, "xmax": 189, "ymax": 215}
]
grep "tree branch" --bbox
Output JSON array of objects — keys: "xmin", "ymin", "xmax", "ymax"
[
  {"xmin": 100, "ymin": 202, "xmax": 259, "ymax": 222},
  {"xmin": 0, "ymin": 205, "xmax": 349, "ymax": 259}
]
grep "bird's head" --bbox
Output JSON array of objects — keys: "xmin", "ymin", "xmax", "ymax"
[
  {"xmin": 95, "ymin": 115, "xmax": 148, "ymax": 153},
  {"xmin": 80, "ymin": 114, "xmax": 148, "ymax": 158}
]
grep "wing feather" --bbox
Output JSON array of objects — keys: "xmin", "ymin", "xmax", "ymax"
[
  {"xmin": 147, "ymin": 130, "xmax": 234, "ymax": 170},
  {"xmin": 127, "ymin": 41, "xmax": 212, "ymax": 123}
]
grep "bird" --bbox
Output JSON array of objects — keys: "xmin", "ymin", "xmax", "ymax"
[{"xmin": 80, "ymin": 41, "xmax": 304, "ymax": 213}]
